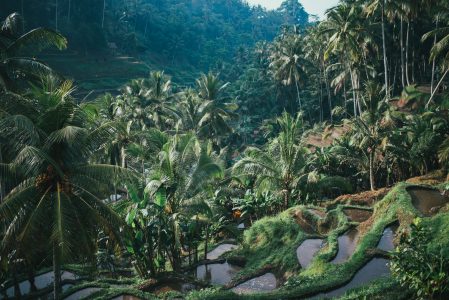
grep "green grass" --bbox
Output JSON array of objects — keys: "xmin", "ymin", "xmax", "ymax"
[{"xmin": 185, "ymin": 182, "xmax": 429, "ymax": 299}]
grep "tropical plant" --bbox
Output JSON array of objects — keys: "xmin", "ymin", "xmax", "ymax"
[
  {"xmin": 0, "ymin": 13, "xmax": 67, "ymax": 91},
  {"xmin": 233, "ymin": 112, "xmax": 308, "ymax": 209},
  {"xmin": 144, "ymin": 134, "xmax": 223, "ymax": 270},
  {"xmin": 0, "ymin": 78, "xmax": 128, "ymax": 299},
  {"xmin": 391, "ymin": 218, "xmax": 449, "ymax": 300},
  {"xmin": 269, "ymin": 28, "xmax": 308, "ymax": 112}
]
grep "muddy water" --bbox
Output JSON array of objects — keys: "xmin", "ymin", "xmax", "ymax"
[
  {"xmin": 5, "ymin": 271, "xmax": 76, "ymax": 298},
  {"xmin": 206, "ymin": 244, "xmax": 238, "ymax": 260},
  {"xmin": 343, "ymin": 208, "xmax": 372, "ymax": 223},
  {"xmin": 408, "ymin": 188, "xmax": 449, "ymax": 216},
  {"xmin": 331, "ymin": 228, "xmax": 360, "ymax": 264},
  {"xmin": 377, "ymin": 225, "xmax": 398, "ymax": 251},
  {"xmin": 309, "ymin": 258, "xmax": 390, "ymax": 299},
  {"xmin": 232, "ymin": 273, "xmax": 277, "ymax": 294},
  {"xmin": 65, "ymin": 287, "xmax": 101, "ymax": 300},
  {"xmin": 297, "ymin": 239, "xmax": 324, "ymax": 268},
  {"xmin": 196, "ymin": 262, "xmax": 242, "ymax": 285}
]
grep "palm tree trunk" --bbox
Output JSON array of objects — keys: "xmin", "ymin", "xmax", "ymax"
[
  {"xmin": 67, "ymin": 0, "xmax": 71, "ymax": 23},
  {"xmin": 349, "ymin": 68, "xmax": 358, "ymax": 117},
  {"xmin": 21, "ymin": 0, "xmax": 25, "ymax": 31},
  {"xmin": 28, "ymin": 269, "xmax": 37, "ymax": 293},
  {"xmin": 121, "ymin": 146, "xmax": 126, "ymax": 168},
  {"xmin": 324, "ymin": 64, "xmax": 333, "ymax": 123},
  {"xmin": 204, "ymin": 224, "xmax": 209, "ymax": 260},
  {"xmin": 381, "ymin": 2, "xmax": 389, "ymax": 99},
  {"xmin": 102, "ymin": 0, "xmax": 106, "ymax": 28},
  {"xmin": 55, "ymin": 0, "xmax": 58, "ymax": 31},
  {"xmin": 426, "ymin": 68, "xmax": 449, "ymax": 108},
  {"xmin": 283, "ymin": 189, "xmax": 290, "ymax": 209},
  {"xmin": 295, "ymin": 80, "xmax": 302, "ymax": 112},
  {"xmin": 369, "ymin": 151, "xmax": 375, "ymax": 191},
  {"xmin": 431, "ymin": 17, "xmax": 439, "ymax": 94},
  {"xmin": 13, "ymin": 266, "xmax": 21, "ymax": 299},
  {"xmin": 53, "ymin": 243, "xmax": 61, "ymax": 300},
  {"xmin": 406, "ymin": 21, "xmax": 411, "ymax": 85},
  {"xmin": 319, "ymin": 66, "xmax": 324, "ymax": 122},
  {"xmin": 400, "ymin": 17, "xmax": 405, "ymax": 88}
]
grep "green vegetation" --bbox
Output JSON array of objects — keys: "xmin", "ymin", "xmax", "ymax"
[{"xmin": 1, "ymin": 0, "xmax": 449, "ymax": 299}]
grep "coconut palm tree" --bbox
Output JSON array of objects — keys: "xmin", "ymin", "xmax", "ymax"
[
  {"xmin": 233, "ymin": 112, "xmax": 308, "ymax": 209},
  {"xmin": 0, "ymin": 13, "xmax": 67, "ymax": 91},
  {"xmin": 144, "ymin": 133, "xmax": 223, "ymax": 270},
  {"xmin": 269, "ymin": 28, "xmax": 308, "ymax": 112},
  {"xmin": 422, "ymin": 21, "xmax": 449, "ymax": 107},
  {"xmin": 348, "ymin": 81, "xmax": 392, "ymax": 190},
  {"xmin": 319, "ymin": 3, "xmax": 376, "ymax": 117},
  {"xmin": 191, "ymin": 74, "xmax": 238, "ymax": 146},
  {"xmin": 0, "ymin": 78, "xmax": 129, "ymax": 299}
]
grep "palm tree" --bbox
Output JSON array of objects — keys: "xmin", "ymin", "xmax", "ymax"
[
  {"xmin": 144, "ymin": 134, "xmax": 223, "ymax": 270},
  {"xmin": 121, "ymin": 71, "xmax": 177, "ymax": 130},
  {"xmin": 0, "ymin": 78, "xmax": 129, "ymax": 299},
  {"xmin": 319, "ymin": 3, "xmax": 368, "ymax": 117},
  {"xmin": 348, "ymin": 81, "xmax": 392, "ymax": 190},
  {"xmin": 304, "ymin": 26, "xmax": 333, "ymax": 122},
  {"xmin": 365, "ymin": 0, "xmax": 392, "ymax": 100},
  {"xmin": 233, "ymin": 112, "xmax": 308, "ymax": 209},
  {"xmin": 422, "ymin": 22, "xmax": 449, "ymax": 107},
  {"xmin": 439, "ymin": 137, "xmax": 449, "ymax": 166},
  {"xmin": 269, "ymin": 28, "xmax": 307, "ymax": 112},
  {"xmin": 194, "ymin": 74, "xmax": 238, "ymax": 146},
  {"xmin": 0, "ymin": 13, "xmax": 67, "ymax": 91}
]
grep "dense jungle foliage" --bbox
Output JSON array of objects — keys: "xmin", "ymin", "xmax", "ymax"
[{"xmin": 1, "ymin": 0, "xmax": 449, "ymax": 299}]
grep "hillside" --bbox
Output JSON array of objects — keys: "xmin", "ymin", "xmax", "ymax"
[{"xmin": 1, "ymin": 0, "xmax": 309, "ymax": 96}]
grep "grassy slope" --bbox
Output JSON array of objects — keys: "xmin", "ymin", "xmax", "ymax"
[
  {"xmin": 39, "ymin": 50, "xmax": 200, "ymax": 101},
  {"xmin": 187, "ymin": 181, "xmax": 449, "ymax": 300},
  {"xmin": 20, "ymin": 180, "xmax": 447, "ymax": 300}
]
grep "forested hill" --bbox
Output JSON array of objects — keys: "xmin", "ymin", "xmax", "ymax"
[{"xmin": 0, "ymin": 0, "xmax": 309, "ymax": 87}]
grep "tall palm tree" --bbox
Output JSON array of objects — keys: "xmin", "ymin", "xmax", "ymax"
[
  {"xmin": 233, "ymin": 112, "xmax": 308, "ymax": 209},
  {"xmin": 0, "ymin": 78, "xmax": 129, "ymax": 299},
  {"xmin": 422, "ymin": 21, "xmax": 449, "ymax": 107},
  {"xmin": 269, "ymin": 29, "xmax": 307, "ymax": 112},
  {"xmin": 0, "ymin": 13, "xmax": 67, "ymax": 91},
  {"xmin": 319, "ymin": 3, "xmax": 368, "ymax": 117},
  {"xmin": 121, "ymin": 71, "xmax": 177, "ymax": 130},
  {"xmin": 144, "ymin": 133, "xmax": 223, "ymax": 270},
  {"xmin": 194, "ymin": 74, "xmax": 238, "ymax": 146},
  {"xmin": 348, "ymin": 81, "xmax": 392, "ymax": 190}
]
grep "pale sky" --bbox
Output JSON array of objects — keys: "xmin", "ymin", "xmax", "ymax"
[{"xmin": 246, "ymin": 0, "xmax": 339, "ymax": 19}]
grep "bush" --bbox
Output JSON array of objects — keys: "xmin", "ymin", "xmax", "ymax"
[{"xmin": 390, "ymin": 218, "xmax": 449, "ymax": 300}]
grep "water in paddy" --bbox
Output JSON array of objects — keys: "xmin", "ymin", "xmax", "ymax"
[
  {"xmin": 65, "ymin": 287, "xmax": 101, "ymax": 300},
  {"xmin": 297, "ymin": 239, "xmax": 324, "ymax": 268},
  {"xmin": 309, "ymin": 258, "xmax": 390, "ymax": 299},
  {"xmin": 377, "ymin": 225, "xmax": 398, "ymax": 251},
  {"xmin": 343, "ymin": 208, "xmax": 372, "ymax": 223},
  {"xmin": 196, "ymin": 262, "xmax": 242, "ymax": 285},
  {"xmin": 5, "ymin": 271, "xmax": 76, "ymax": 298},
  {"xmin": 195, "ymin": 243, "xmax": 241, "ymax": 285},
  {"xmin": 232, "ymin": 273, "xmax": 277, "ymax": 294},
  {"xmin": 206, "ymin": 244, "xmax": 238, "ymax": 260},
  {"xmin": 331, "ymin": 228, "xmax": 360, "ymax": 264},
  {"xmin": 408, "ymin": 188, "xmax": 449, "ymax": 216}
]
